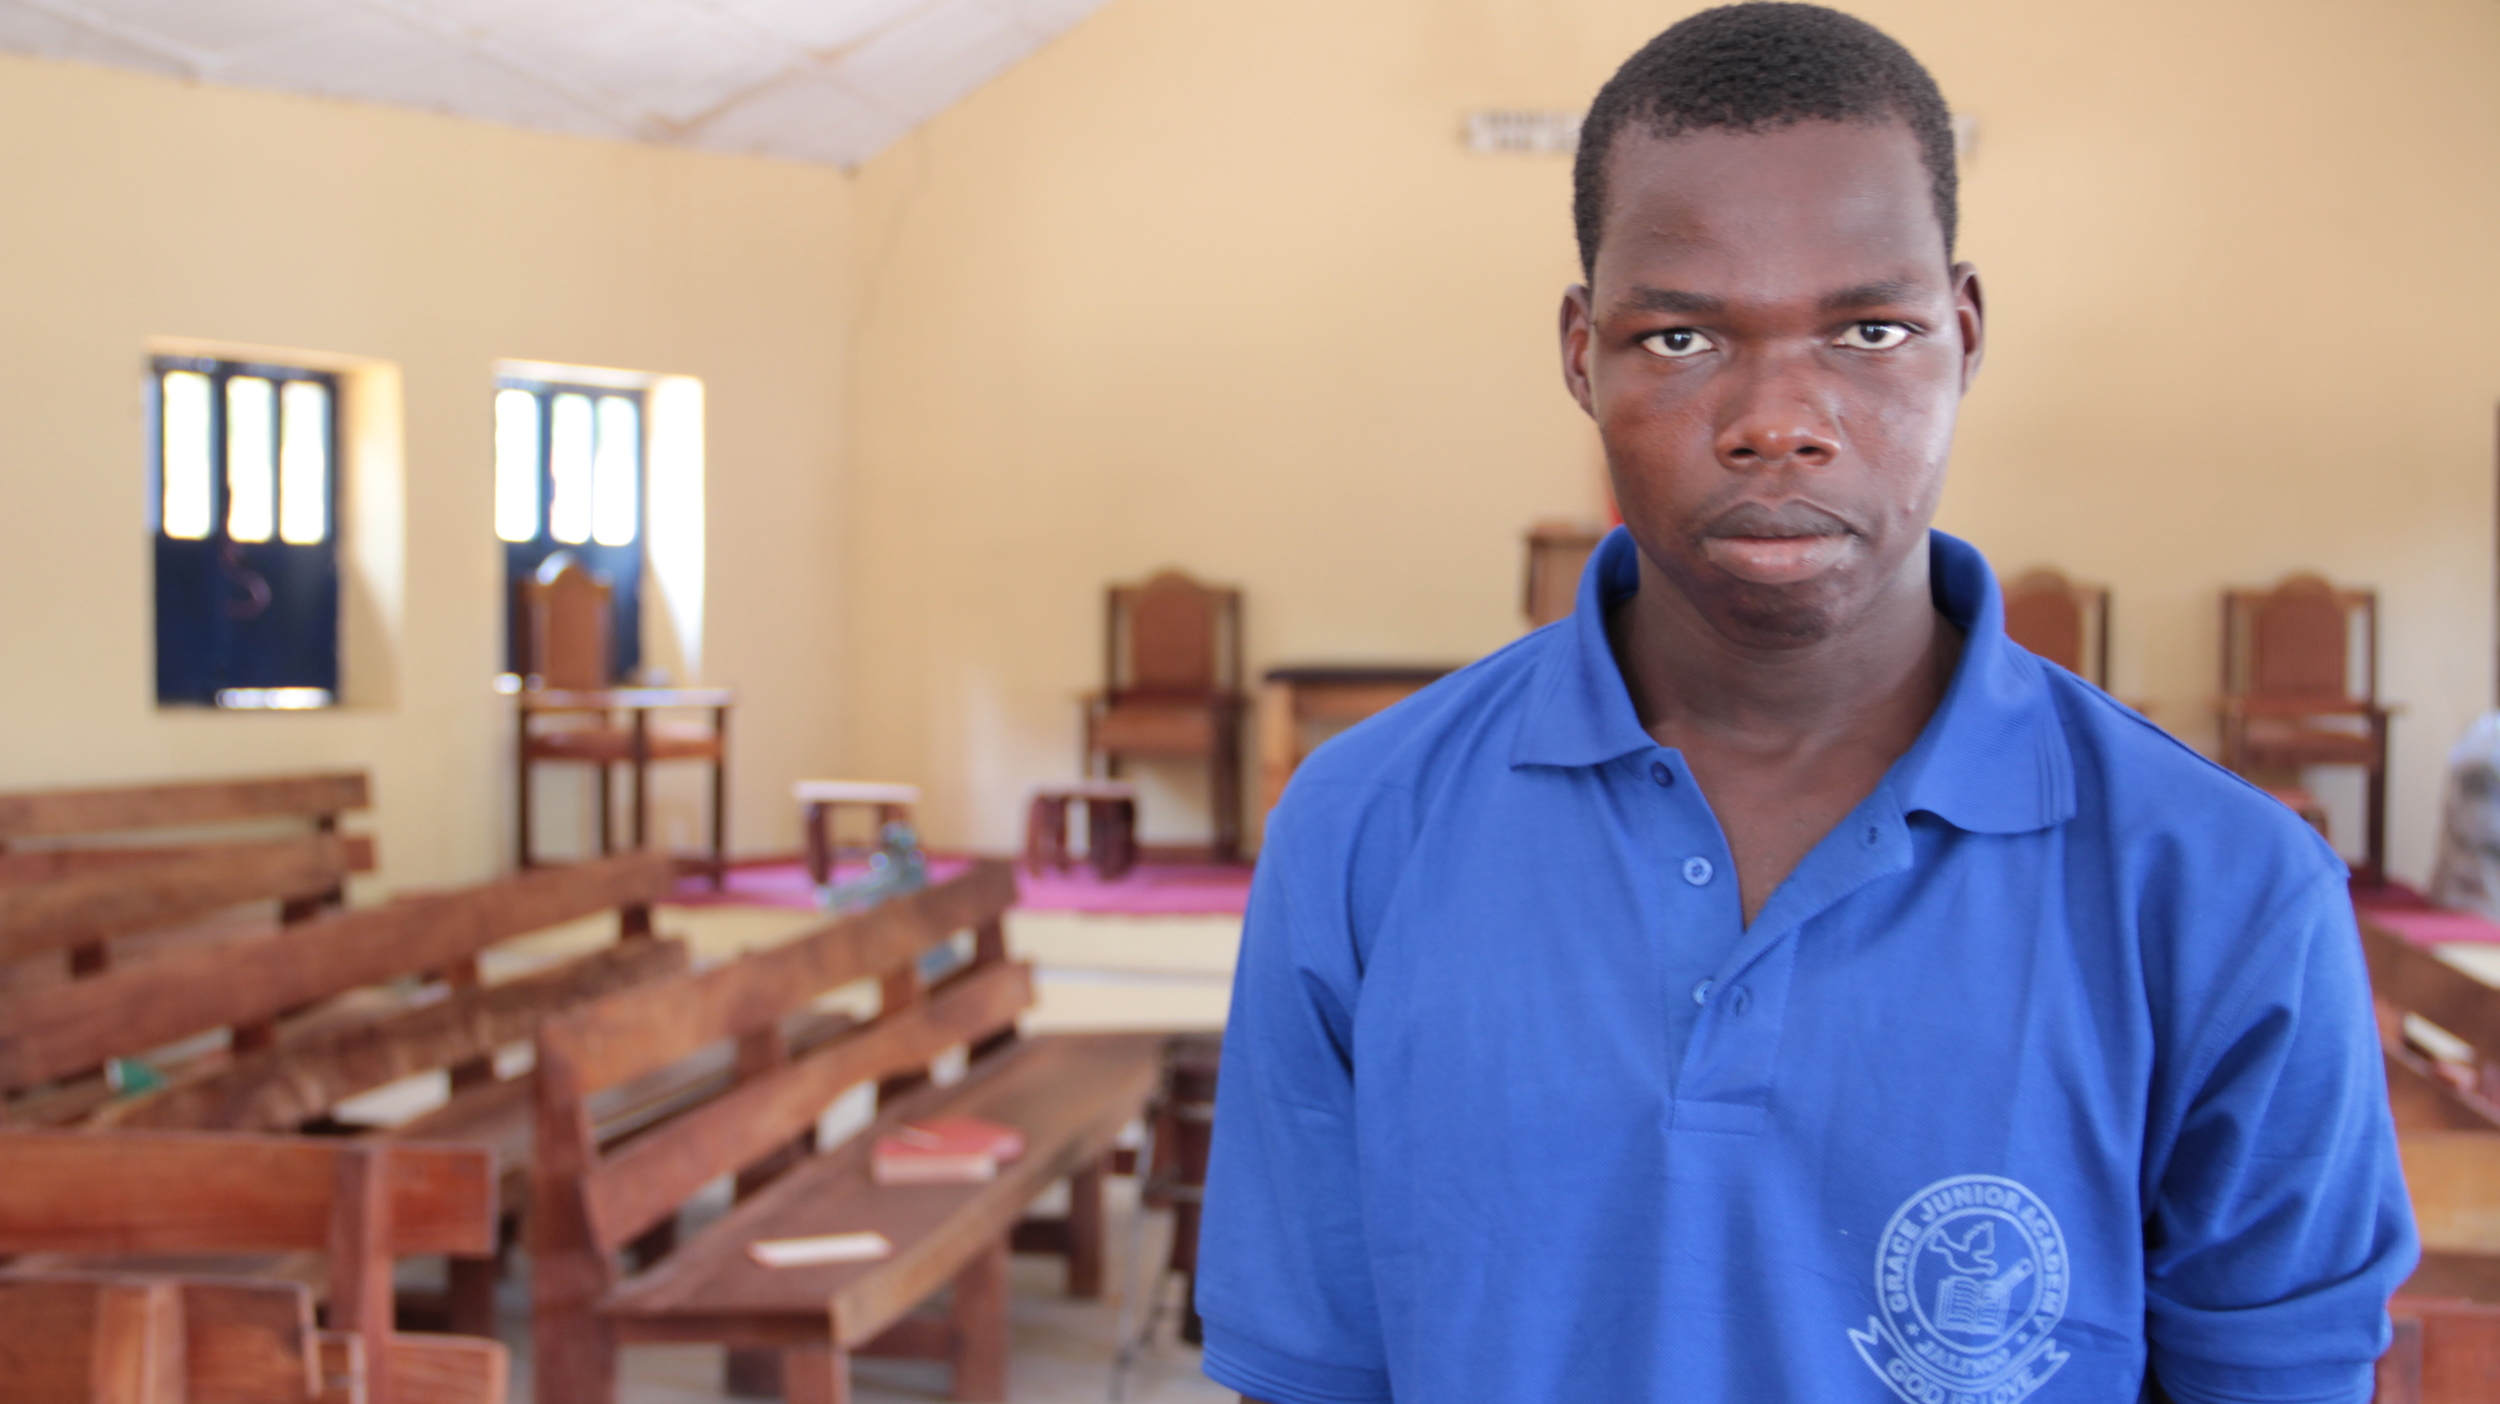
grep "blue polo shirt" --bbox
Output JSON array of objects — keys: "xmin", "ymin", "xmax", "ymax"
[{"xmin": 1199, "ymin": 528, "xmax": 2415, "ymax": 1404}]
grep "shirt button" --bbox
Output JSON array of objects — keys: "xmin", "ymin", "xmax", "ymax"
[
  {"xmin": 1864, "ymin": 824, "xmax": 1882, "ymax": 846},
  {"xmin": 1682, "ymin": 855, "xmax": 1713, "ymax": 886},
  {"xmin": 1692, "ymin": 978, "xmax": 1715, "ymax": 1005},
  {"xmin": 1650, "ymin": 761, "xmax": 1674, "ymax": 788}
]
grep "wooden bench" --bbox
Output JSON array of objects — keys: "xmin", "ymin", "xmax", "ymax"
[
  {"xmin": 0, "ymin": 772, "xmax": 373, "ymax": 999},
  {"xmin": 2357, "ymin": 916, "xmax": 2500, "ymax": 1399},
  {"xmin": 0, "ymin": 1129, "xmax": 504, "ymax": 1404},
  {"xmin": 530, "ymin": 860, "xmax": 1168, "ymax": 1404},
  {"xmin": 10, "ymin": 852, "xmax": 690, "ymax": 1335}
]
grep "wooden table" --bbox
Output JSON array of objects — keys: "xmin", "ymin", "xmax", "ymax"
[
  {"xmin": 518, "ymin": 687, "xmax": 733, "ymax": 885},
  {"xmin": 1256, "ymin": 665, "xmax": 1457, "ymax": 820}
]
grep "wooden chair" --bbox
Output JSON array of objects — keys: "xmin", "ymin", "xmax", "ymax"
[
  {"xmin": 1084, "ymin": 571, "xmax": 1245, "ymax": 862},
  {"xmin": 1523, "ymin": 521, "xmax": 1605, "ymax": 629},
  {"xmin": 2219, "ymin": 574, "xmax": 2394, "ymax": 884},
  {"xmin": 530, "ymin": 861, "xmax": 1166, "ymax": 1404},
  {"xmin": 0, "ymin": 1129, "xmax": 504, "ymax": 1404},
  {"xmin": 516, "ymin": 554, "xmax": 731, "ymax": 886},
  {"xmin": 2001, "ymin": 568, "xmax": 2110, "ymax": 689}
]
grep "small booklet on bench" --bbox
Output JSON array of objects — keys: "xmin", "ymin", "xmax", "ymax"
[
  {"xmin": 871, "ymin": 1116, "xmax": 1027, "ymax": 1185},
  {"xmin": 748, "ymin": 1231, "xmax": 895, "ymax": 1268}
]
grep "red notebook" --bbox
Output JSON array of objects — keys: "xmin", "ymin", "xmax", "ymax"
[{"xmin": 871, "ymin": 1117, "xmax": 1027, "ymax": 1185}]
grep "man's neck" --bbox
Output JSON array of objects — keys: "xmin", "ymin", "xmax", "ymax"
[{"xmin": 1609, "ymin": 541, "xmax": 1958, "ymax": 755}]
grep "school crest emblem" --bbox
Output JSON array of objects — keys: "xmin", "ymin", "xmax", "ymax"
[{"xmin": 1850, "ymin": 1174, "xmax": 2070, "ymax": 1404}]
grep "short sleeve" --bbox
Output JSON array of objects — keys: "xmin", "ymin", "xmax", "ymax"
[
  {"xmin": 1197, "ymin": 801, "xmax": 1393, "ymax": 1404},
  {"xmin": 2144, "ymin": 872, "xmax": 2419, "ymax": 1403}
]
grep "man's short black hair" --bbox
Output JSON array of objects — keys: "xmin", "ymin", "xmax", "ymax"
[{"xmin": 1572, "ymin": 3, "xmax": 1958, "ymax": 278}]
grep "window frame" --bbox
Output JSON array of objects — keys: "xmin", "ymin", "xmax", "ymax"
[
  {"xmin": 149, "ymin": 355, "xmax": 343, "ymax": 709},
  {"xmin": 494, "ymin": 377, "xmax": 647, "ymax": 683}
]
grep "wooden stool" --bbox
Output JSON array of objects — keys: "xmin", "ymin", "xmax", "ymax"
[
  {"xmin": 794, "ymin": 780, "xmax": 920, "ymax": 887},
  {"xmin": 1026, "ymin": 781, "xmax": 1139, "ymax": 880}
]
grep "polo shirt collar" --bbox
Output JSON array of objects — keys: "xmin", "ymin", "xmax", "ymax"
[{"xmin": 1509, "ymin": 525, "xmax": 2074, "ymax": 835}]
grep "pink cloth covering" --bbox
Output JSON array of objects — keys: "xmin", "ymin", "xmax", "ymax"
[
  {"xmin": 2352, "ymin": 879, "xmax": 2500, "ymax": 946},
  {"xmin": 675, "ymin": 856, "xmax": 1252, "ymax": 917}
]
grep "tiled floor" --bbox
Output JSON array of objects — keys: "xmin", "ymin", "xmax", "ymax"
[{"xmin": 459, "ymin": 895, "xmax": 1241, "ymax": 1403}]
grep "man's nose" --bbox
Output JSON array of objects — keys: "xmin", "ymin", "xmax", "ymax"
[{"xmin": 1714, "ymin": 360, "xmax": 1841, "ymax": 470}]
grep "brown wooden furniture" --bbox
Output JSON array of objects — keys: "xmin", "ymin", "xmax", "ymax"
[
  {"xmin": 2001, "ymin": 567, "xmax": 2110, "ymax": 689},
  {"xmin": 1025, "ymin": 781, "xmax": 1139, "ymax": 881},
  {"xmin": 516, "ymin": 554, "xmax": 730, "ymax": 886},
  {"xmin": 2219, "ymin": 574, "xmax": 2395, "ymax": 885},
  {"xmin": 1255, "ymin": 665, "xmax": 1455, "ymax": 823},
  {"xmin": 0, "ymin": 1274, "xmax": 350, "ymax": 1404},
  {"xmin": 1524, "ymin": 520, "xmax": 1605, "ymax": 628},
  {"xmin": 2355, "ymin": 916, "xmax": 2500, "ymax": 1397},
  {"xmin": 27, "ymin": 853, "xmax": 684, "ymax": 1336},
  {"xmin": 0, "ymin": 1129, "xmax": 504, "ymax": 1404},
  {"xmin": 530, "ymin": 861, "xmax": 1167, "ymax": 1404},
  {"xmin": 795, "ymin": 780, "xmax": 921, "ymax": 889},
  {"xmin": 1084, "ymin": 571, "xmax": 1245, "ymax": 862},
  {"xmin": 0, "ymin": 772, "xmax": 372, "ymax": 990}
]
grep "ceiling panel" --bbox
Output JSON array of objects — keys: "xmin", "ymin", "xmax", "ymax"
[{"xmin": 0, "ymin": 0, "xmax": 1116, "ymax": 167}]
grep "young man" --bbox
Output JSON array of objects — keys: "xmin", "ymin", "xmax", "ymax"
[{"xmin": 1198, "ymin": 6, "xmax": 2416, "ymax": 1402}]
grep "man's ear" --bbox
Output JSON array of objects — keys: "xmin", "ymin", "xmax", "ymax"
[
  {"xmin": 1952, "ymin": 262, "xmax": 1986, "ymax": 391},
  {"xmin": 1560, "ymin": 283, "xmax": 1598, "ymax": 417}
]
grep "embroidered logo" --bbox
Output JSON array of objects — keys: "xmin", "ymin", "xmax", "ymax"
[{"xmin": 1850, "ymin": 1174, "xmax": 2070, "ymax": 1404}]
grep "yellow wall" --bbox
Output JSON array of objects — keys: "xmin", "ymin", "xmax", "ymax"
[
  {"xmin": 0, "ymin": 53, "xmax": 855, "ymax": 888},
  {"xmin": 844, "ymin": 0, "xmax": 2500, "ymax": 881},
  {"xmin": 5, "ymin": 0, "xmax": 2494, "ymax": 890}
]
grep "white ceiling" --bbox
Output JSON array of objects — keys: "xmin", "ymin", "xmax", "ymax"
[{"xmin": 0, "ymin": 0, "xmax": 1112, "ymax": 167}]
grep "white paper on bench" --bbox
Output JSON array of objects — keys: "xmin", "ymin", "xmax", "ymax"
[{"xmin": 747, "ymin": 1232, "xmax": 895, "ymax": 1268}]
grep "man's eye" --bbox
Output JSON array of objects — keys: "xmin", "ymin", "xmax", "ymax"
[
  {"xmin": 1837, "ymin": 321, "xmax": 1914, "ymax": 350},
  {"xmin": 1639, "ymin": 328, "xmax": 1715, "ymax": 359}
]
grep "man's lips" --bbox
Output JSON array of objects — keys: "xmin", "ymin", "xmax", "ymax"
[{"xmin": 1701, "ymin": 532, "xmax": 1851, "ymax": 586}]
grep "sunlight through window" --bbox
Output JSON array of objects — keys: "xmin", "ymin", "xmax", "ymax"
[
  {"xmin": 278, "ymin": 379, "xmax": 330, "ymax": 545},
  {"xmin": 160, "ymin": 370, "xmax": 212, "ymax": 540},
  {"xmin": 225, "ymin": 376, "xmax": 276, "ymax": 543},
  {"xmin": 592, "ymin": 394, "xmax": 640, "ymax": 547},
  {"xmin": 548, "ymin": 392, "xmax": 593, "ymax": 545},
  {"xmin": 495, "ymin": 388, "xmax": 541, "ymax": 543}
]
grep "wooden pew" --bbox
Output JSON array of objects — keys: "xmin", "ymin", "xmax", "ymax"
[
  {"xmin": 0, "ymin": 772, "xmax": 374, "ymax": 1008},
  {"xmin": 0, "ymin": 1274, "xmax": 361, "ymax": 1404},
  {"xmin": 2359, "ymin": 916, "xmax": 2500, "ymax": 1400},
  {"xmin": 23, "ymin": 853, "xmax": 687, "ymax": 1334},
  {"xmin": 530, "ymin": 860, "xmax": 1168, "ymax": 1404},
  {"xmin": 0, "ymin": 1129, "xmax": 505, "ymax": 1404}
]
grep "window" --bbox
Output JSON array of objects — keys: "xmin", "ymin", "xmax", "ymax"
[
  {"xmin": 152, "ymin": 357, "xmax": 340, "ymax": 708},
  {"xmin": 495, "ymin": 379, "xmax": 643, "ymax": 682}
]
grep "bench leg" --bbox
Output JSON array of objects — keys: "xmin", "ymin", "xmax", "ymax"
[
  {"xmin": 446, "ymin": 1254, "xmax": 500, "ymax": 1339},
  {"xmin": 1066, "ymin": 1157, "xmax": 1106, "ymax": 1299},
  {"xmin": 530, "ymin": 1306, "xmax": 615, "ymax": 1404},
  {"xmin": 949, "ymin": 1239, "xmax": 1011, "ymax": 1402},
  {"xmin": 780, "ymin": 1344, "xmax": 851, "ymax": 1404}
]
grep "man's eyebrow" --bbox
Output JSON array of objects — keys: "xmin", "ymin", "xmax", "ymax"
[
  {"xmin": 1819, "ymin": 280, "xmax": 1927, "ymax": 313},
  {"xmin": 1617, "ymin": 286, "xmax": 1724, "ymax": 315}
]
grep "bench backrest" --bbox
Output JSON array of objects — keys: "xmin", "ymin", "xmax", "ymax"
[
  {"xmin": 0, "ymin": 1128, "xmax": 494, "ymax": 1404},
  {"xmin": 2360, "ymin": 916, "xmax": 2500, "ymax": 1132},
  {"xmin": 0, "ymin": 772, "xmax": 368, "ymax": 848},
  {"xmin": 532, "ymin": 861, "xmax": 1026, "ymax": 1272},
  {"xmin": 0, "ymin": 851, "xmax": 676, "ymax": 1102}
]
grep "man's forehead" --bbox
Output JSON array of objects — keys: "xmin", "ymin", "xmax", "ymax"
[{"xmin": 1594, "ymin": 120, "xmax": 1948, "ymax": 294}]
